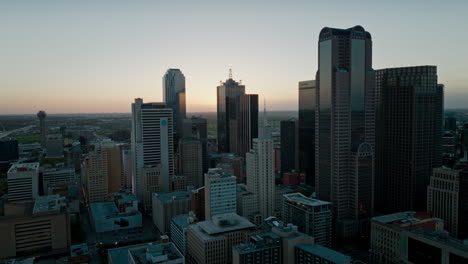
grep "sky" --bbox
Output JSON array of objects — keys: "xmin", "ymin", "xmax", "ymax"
[{"xmin": 1, "ymin": 0, "xmax": 467, "ymax": 114}]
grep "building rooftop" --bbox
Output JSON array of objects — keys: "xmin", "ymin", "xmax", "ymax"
[
  {"xmin": 206, "ymin": 168, "xmax": 235, "ymax": 179},
  {"xmin": 47, "ymin": 134, "xmax": 63, "ymax": 139},
  {"xmin": 234, "ymin": 232, "xmax": 281, "ymax": 254},
  {"xmin": 372, "ymin": 211, "xmax": 439, "ymax": 225},
  {"xmin": 108, "ymin": 242, "xmax": 184, "ymax": 264},
  {"xmin": 283, "ymin": 192, "xmax": 331, "ymax": 207},
  {"xmin": 296, "ymin": 244, "xmax": 352, "ymax": 263},
  {"xmin": 196, "ymin": 213, "xmax": 255, "ymax": 235},
  {"xmin": 171, "ymin": 214, "xmax": 196, "ymax": 230},
  {"xmin": 408, "ymin": 229, "xmax": 468, "ymax": 253},
  {"xmin": 153, "ymin": 191, "xmax": 191, "ymax": 203},
  {"xmin": 113, "ymin": 189, "xmax": 138, "ymax": 204},
  {"xmin": 33, "ymin": 195, "xmax": 66, "ymax": 214},
  {"xmin": 7, "ymin": 162, "xmax": 39, "ymax": 173},
  {"xmin": 90, "ymin": 202, "xmax": 120, "ymax": 219},
  {"xmin": 70, "ymin": 243, "xmax": 90, "ymax": 257}
]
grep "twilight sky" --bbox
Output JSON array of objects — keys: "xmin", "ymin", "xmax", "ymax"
[{"xmin": 1, "ymin": 0, "xmax": 467, "ymax": 114}]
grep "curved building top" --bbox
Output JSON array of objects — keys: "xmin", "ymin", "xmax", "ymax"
[{"xmin": 319, "ymin": 25, "xmax": 371, "ymax": 42}]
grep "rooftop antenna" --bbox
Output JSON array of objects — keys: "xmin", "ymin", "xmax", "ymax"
[{"xmin": 229, "ymin": 69, "xmax": 232, "ymax": 79}]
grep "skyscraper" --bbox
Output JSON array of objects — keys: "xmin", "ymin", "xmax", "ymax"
[
  {"xmin": 163, "ymin": 69, "xmax": 186, "ymax": 134},
  {"xmin": 131, "ymin": 98, "xmax": 174, "ymax": 207},
  {"xmin": 316, "ymin": 26, "xmax": 375, "ymax": 239},
  {"xmin": 298, "ymin": 80, "xmax": 316, "ymax": 185},
  {"xmin": 217, "ymin": 71, "xmax": 259, "ymax": 157},
  {"xmin": 204, "ymin": 168, "xmax": 237, "ymax": 219},
  {"xmin": 37, "ymin": 110, "xmax": 47, "ymax": 148},
  {"xmin": 183, "ymin": 116, "xmax": 208, "ymax": 173},
  {"xmin": 178, "ymin": 137, "xmax": 203, "ymax": 188},
  {"xmin": 280, "ymin": 118, "xmax": 299, "ymax": 174},
  {"xmin": 83, "ymin": 144, "xmax": 109, "ymax": 203},
  {"xmin": 427, "ymin": 167, "xmax": 468, "ymax": 239},
  {"xmin": 246, "ymin": 127, "xmax": 275, "ymax": 219},
  {"xmin": 375, "ymin": 66, "xmax": 443, "ymax": 213}
]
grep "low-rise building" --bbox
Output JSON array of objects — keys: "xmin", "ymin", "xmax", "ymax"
[
  {"xmin": 108, "ymin": 241, "xmax": 185, "ymax": 264},
  {"xmin": 170, "ymin": 213, "xmax": 197, "ymax": 256},
  {"xmin": 370, "ymin": 211, "xmax": 444, "ymax": 264},
  {"xmin": 233, "ymin": 232, "xmax": 282, "ymax": 264},
  {"xmin": 187, "ymin": 213, "xmax": 256, "ymax": 264},
  {"xmin": 283, "ymin": 193, "xmax": 332, "ymax": 247},
  {"xmin": 295, "ymin": 244, "xmax": 352, "ymax": 264},
  {"xmin": 90, "ymin": 201, "xmax": 142, "ymax": 233},
  {"xmin": 7, "ymin": 162, "xmax": 39, "ymax": 201},
  {"xmin": 400, "ymin": 229, "xmax": 468, "ymax": 264},
  {"xmin": 152, "ymin": 191, "xmax": 191, "ymax": 234},
  {"xmin": 70, "ymin": 243, "xmax": 91, "ymax": 264},
  {"xmin": 0, "ymin": 195, "xmax": 71, "ymax": 259},
  {"xmin": 42, "ymin": 167, "xmax": 76, "ymax": 193}
]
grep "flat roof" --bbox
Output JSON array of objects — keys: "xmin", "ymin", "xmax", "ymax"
[
  {"xmin": 408, "ymin": 229, "xmax": 468, "ymax": 253},
  {"xmin": 108, "ymin": 242, "xmax": 183, "ymax": 264},
  {"xmin": 372, "ymin": 211, "xmax": 439, "ymax": 225},
  {"xmin": 153, "ymin": 191, "xmax": 191, "ymax": 203},
  {"xmin": 283, "ymin": 192, "xmax": 331, "ymax": 207},
  {"xmin": 33, "ymin": 195, "xmax": 66, "ymax": 214},
  {"xmin": 196, "ymin": 213, "xmax": 255, "ymax": 235},
  {"xmin": 171, "ymin": 214, "xmax": 193, "ymax": 229},
  {"xmin": 7, "ymin": 162, "xmax": 39, "ymax": 173},
  {"xmin": 70, "ymin": 243, "xmax": 89, "ymax": 257},
  {"xmin": 90, "ymin": 202, "xmax": 119, "ymax": 219},
  {"xmin": 296, "ymin": 244, "xmax": 352, "ymax": 263}
]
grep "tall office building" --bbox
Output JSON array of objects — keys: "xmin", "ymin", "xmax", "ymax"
[
  {"xmin": 0, "ymin": 138, "xmax": 19, "ymax": 162},
  {"xmin": 83, "ymin": 144, "xmax": 109, "ymax": 203},
  {"xmin": 280, "ymin": 118, "xmax": 299, "ymax": 174},
  {"xmin": 178, "ymin": 137, "xmax": 203, "ymax": 188},
  {"xmin": 375, "ymin": 66, "xmax": 443, "ymax": 212},
  {"xmin": 131, "ymin": 98, "xmax": 174, "ymax": 207},
  {"xmin": 217, "ymin": 72, "xmax": 258, "ymax": 157},
  {"xmin": 183, "ymin": 116, "xmax": 208, "ymax": 173},
  {"xmin": 246, "ymin": 129, "xmax": 275, "ymax": 219},
  {"xmin": 7, "ymin": 163, "xmax": 39, "ymax": 201},
  {"xmin": 163, "ymin": 69, "xmax": 186, "ymax": 134},
  {"xmin": 427, "ymin": 167, "xmax": 468, "ymax": 239},
  {"xmin": 283, "ymin": 193, "xmax": 332, "ymax": 247},
  {"xmin": 298, "ymin": 80, "xmax": 316, "ymax": 185},
  {"xmin": 315, "ymin": 26, "xmax": 375, "ymax": 238},
  {"xmin": 37, "ymin": 110, "xmax": 47, "ymax": 148},
  {"xmin": 231, "ymin": 94, "xmax": 259, "ymax": 158},
  {"xmin": 102, "ymin": 141, "xmax": 125, "ymax": 194},
  {"xmin": 204, "ymin": 168, "xmax": 237, "ymax": 219}
]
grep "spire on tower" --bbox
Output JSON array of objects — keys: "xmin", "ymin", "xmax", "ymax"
[
  {"xmin": 229, "ymin": 69, "xmax": 232, "ymax": 79},
  {"xmin": 263, "ymin": 98, "xmax": 267, "ymax": 128}
]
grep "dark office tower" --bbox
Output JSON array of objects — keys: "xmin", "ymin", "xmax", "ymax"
[
  {"xmin": 216, "ymin": 73, "xmax": 245, "ymax": 153},
  {"xmin": 316, "ymin": 26, "xmax": 375, "ymax": 239},
  {"xmin": 232, "ymin": 94, "xmax": 258, "ymax": 158},
  {"xmin": 445, "ymin": 117, "xmax": 457, "ymax": 132},
  {"xmin": 0, "ymin": 138, "xmax": 19, "ymax": 162},
  {"xmin": 183, "ymin": 116, "xmax": 208, "ymax": 173},
  {"xmin": 163, "ymin": 69, "xmax": 186, "ymax": 137},
  {"xmin": 298, "ymin": 80, "xmax": 315, "ymax": 185},
  {"xmin": 37, "ymin": 110, "xmax": 47, "ymax": 147},
  {"xmin": 375, "ymin": 66, "xmax": 443, "ymax": 213},
  {"xmin": 280, "ymin": 118, "xmax": 299, "ymax": 174}
]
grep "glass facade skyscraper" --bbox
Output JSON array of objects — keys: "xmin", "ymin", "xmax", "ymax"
[
  {"xmin": 280, "ymin": 118, "xmax": 299, "ymax": 174},
  {"xmin": 163, "ymin": 69, "xmax": 186, "ymax": 134},
  {"xmin": 375, "ymin": 66, "xmax": 443, "ymax": 213},
  {"xmin": 298, "ymin": 80, "xmax": 315, "ymax": 184},
  {"xmin": 316, "ymin": 26, "xmax": 375, "ymax": 239},
  {"xmin": 216, "ymin": 76, "xmax": 258, "ymax": 158}
]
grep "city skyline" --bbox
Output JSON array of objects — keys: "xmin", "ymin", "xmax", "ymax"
[{"xmin": 1, "ymin": 0, "xmax": 468, "ymax": 114}]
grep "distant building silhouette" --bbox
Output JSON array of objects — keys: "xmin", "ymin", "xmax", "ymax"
[
  {"xmin": 280, "ymin": 118, "xmax": 299, "ymax": 174},
  {"xmin": 298, "ymin": 80, "xmax": 316, "ymax": 185},
  {"xmin": 37, "ymin": 110, "xmax": 47, "ymax": 147}
]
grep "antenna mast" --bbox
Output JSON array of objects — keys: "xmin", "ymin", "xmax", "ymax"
[
  {"xmin": 263, "ymin": 98, "xmax": 267, "ymax": 128},
  {"xmin": 229, "ymin": 69, "xmax": 232, "ymax": 79}
]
